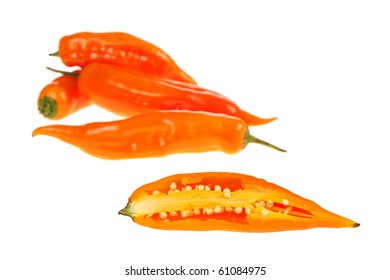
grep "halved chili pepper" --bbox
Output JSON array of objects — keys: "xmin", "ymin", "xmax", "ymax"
[
  {"xmin": 76, "ymin": 62, "xmax": 275, "ymax": 126},
  {"xmin": 119, "ymin": 172, "xmax": 359, "ymax": 232},
  {"xmin": 51, "ymin": 31, "xmax": 196, "ymax": 84},
  {"xmin": 37, "ymin": 71, "xmax": 90, "ymax": 120},
  {"xmin": 32, "ymin": 111, "xmax": 285, "ymax": 160}
]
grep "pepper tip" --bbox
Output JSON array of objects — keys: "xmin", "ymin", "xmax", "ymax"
[{"xmin": 32, "ymin": 129, "xmax": 38, "ymax": 137}]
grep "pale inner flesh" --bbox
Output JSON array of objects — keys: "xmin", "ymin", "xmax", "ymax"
[{"xmin": 127, "ymin": 183, "xmax": 313, "ymax": 222}]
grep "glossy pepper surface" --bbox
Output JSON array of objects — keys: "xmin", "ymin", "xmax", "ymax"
[
  {"xmin": 119, "ymin": 172, "xmax": 360, "ymax": 232},
  {"xmin": 77, "ymin": 63, "xmax": 275, "ymax": 126},
  {"xmin": 52, "ymin": 31, "xmax": 196, "ymax": 84},
  {"xmin": 37, "ymin": 72, "xmax": 90, "ymax": 120},
  {"xmin": 32, "ymin": 111, "xmax": 285, "ymax": 160}
]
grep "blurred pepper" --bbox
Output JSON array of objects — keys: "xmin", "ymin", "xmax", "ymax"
[
  {"xmin": 37, "ymin": 71, "xmax": 90, "ymax": 120},
  {"xmin": 51, "ymin": 31, "xmax": 196, "ymax": 84},
  {"xmin": 76, "ymin": 63, "xmax": 276, "ymax": 126}
]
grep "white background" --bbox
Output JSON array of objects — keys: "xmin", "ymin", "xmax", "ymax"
[{"xmin": 1, "ymin": 0, "xmax": 389, "ymax": 279}]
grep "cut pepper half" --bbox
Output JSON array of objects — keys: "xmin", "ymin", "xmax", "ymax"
[{"xmin": 119, "ymin": 172, "xmax": 359, "ymax": 232}]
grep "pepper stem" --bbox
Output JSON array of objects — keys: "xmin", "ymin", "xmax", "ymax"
[
  {"xmin": 118, "ymin": 202, "xmax": 135, "ymax": 218},
  {"xmin": 38, "ymin": 96, "xmax": 58, "ymax": 119},
  {"xmin": 245, "ymin": 130, "xmax": 286, "ymax": 153},
  {"xmin": 46, "ymin": 67, "xmax": 79, "ymax": 77},
  {"xmin": 49, "ymin": 51, "xmax": 59, "ymax": 57}
]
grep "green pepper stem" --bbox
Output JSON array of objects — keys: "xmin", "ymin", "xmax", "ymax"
[
  {"xmin": 118, "ymin": 202, "xmax": 135, "ymax": 218},
  {"xmin": 245, "ymin": 131, "xmax": 287, "ymax": 153},
  {"xmin": 38, "ymin": 96, "xmax": 58, "ymax": 119},
  {"xmin": 49, "ymin": 51, "xmax": 59, "ymax": 57},
  {"xmin": 46, "ymin": 67, "xmax": 79, "ymax": 77}
]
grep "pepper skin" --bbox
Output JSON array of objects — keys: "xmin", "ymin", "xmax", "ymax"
[
  {"xmin": 77, "ymin": 63, "xmax": 275, "ymax": 126},
  {"xmin": 37, "ymin": 72, "xmax": 90, "ymax": 120},
  {"xmin": 32, "ymin": 111, "xmax": 285, "ymax": 160},
  {"xmin": 52, "ymin": 31, "xmax": 196, "ymax": 84},
  {"xmin": 119, "ymin": 172, "xmax": 360, "ymax": 232}
]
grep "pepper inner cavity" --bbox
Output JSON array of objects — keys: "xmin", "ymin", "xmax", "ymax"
[{"xmin": 131, "ymin": 182, "xmax": 314, "ymax": 220}]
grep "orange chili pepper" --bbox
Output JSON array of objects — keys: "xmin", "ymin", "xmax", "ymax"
[
  {"xmin": 119, "ymin": 172, "xmax": 359, "ymax": 232},
  {"xmin": 51, "ymin": 31, "xmax": 196, "ymax": 84},
  {"xmin": 32, "ymin": 111, "xmax": 285, "ymax": 160},
  {"xmin": 37, "ymin": 72, "xmax": 90, "ymax": 120},
  {"xmin": 77, "ymin": 63, "xmax": 275, "ymax": 126}
]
